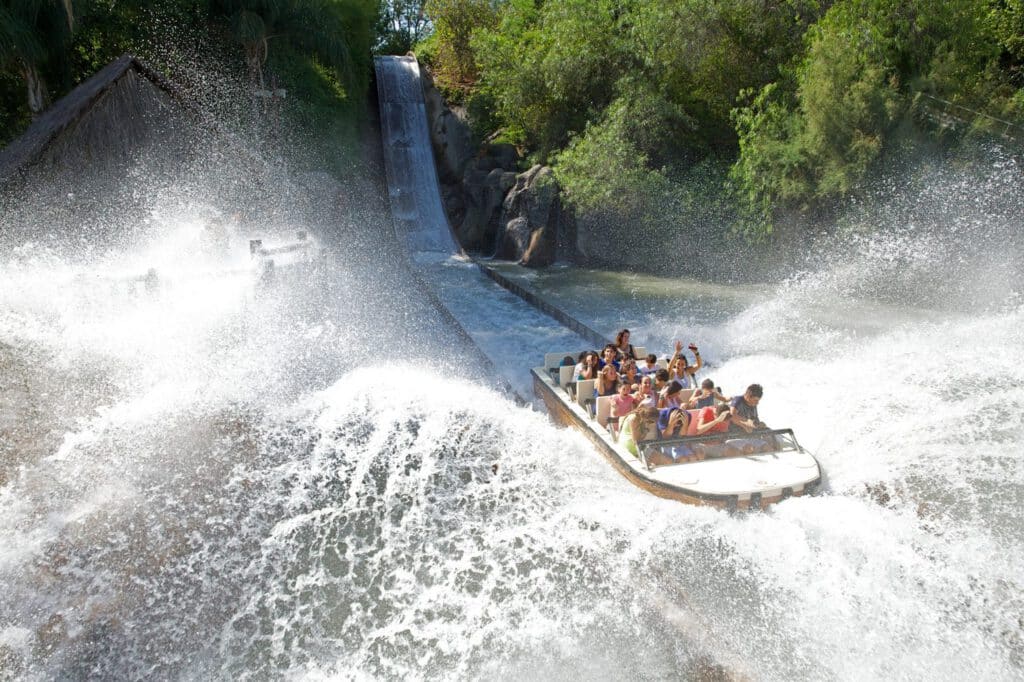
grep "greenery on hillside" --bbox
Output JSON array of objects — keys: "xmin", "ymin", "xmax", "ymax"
[
  {"xmin": 419, "ymin": 0, "xmax": 1024, "ymax": 238},
  {"xmin": 4, "ymin": 0, "xmax": 1022, "ymax": 239}
]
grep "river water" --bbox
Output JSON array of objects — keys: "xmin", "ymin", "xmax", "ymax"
[{"xmin": 2, "ymin": 161, "xmax": 1023, "ymax": 681}]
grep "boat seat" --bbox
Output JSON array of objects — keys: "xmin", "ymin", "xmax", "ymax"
[
  {"xmin": 595, "ymin": 395, "xmax": 613, "ymax": 426},
  {"xmin": 558, "ymin": 365, "xmax": 574, "ymax": 389},
  {"xmin": 544, "ymin": 352, "xmax": 576, "ymax": 371},
  {"xmin": 633, "ymin": 346, "xmax": 647, "ymax": 360},
  {"xmin": 576, "ymin": 379, "xmax": 596, "ymax": 412}
]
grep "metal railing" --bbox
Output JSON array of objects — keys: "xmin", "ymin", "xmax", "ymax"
[{"xmin": 916, "ymin": 92, "xmax": 1023, "ymax": 144}]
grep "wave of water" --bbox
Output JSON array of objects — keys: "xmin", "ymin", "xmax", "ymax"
[{"xmin": 2, "ymin": 173, "xmax": 1024, "ymax": 679}]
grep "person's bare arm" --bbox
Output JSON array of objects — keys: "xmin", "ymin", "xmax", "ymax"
[{"xmin": 695, "ymin": 410, "xmax": 731, "ymax": 435}]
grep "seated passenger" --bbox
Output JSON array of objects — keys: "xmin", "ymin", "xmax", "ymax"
[
  {"xmin": 638, "ymin": 353, "xmax": 659, "ymax": 377},
  {"xmin": 633, "ymin": 375, "xmax": 658, "ymax": 408},
  {"xmin": 729, "ymin": 384, "xmax": 767, "ymax": 433},
  {"xmin": 619, "ymin": 357, "xmax": 640, "ymax": 387},
  {"xmin": 560, "ymin": 355, "xmax": 575, "ymax": 367},
  {"xmin": 658, "ymin": 380, "xmax": 685, "ymax": 410},
  {"xmin": 613, "ymin": 328, "xmax": 638, "ymax": 361},
  {"xmin": 619, "ymin": 406, "xmax": 659, "ymax": 457},
  {"xmin": 609, "ymin": 382, "xmax": 637, "ymax": 437},
  {"xmin": 653, "ymin": 368, "xmax": 670, "ymax": 395},
  {"xmin": 667, "ymin": 341, "xmax": 702, "ymax": 389},
  {"xmin": 686, "ymin": 402, "xmax": 732, "ymax": 437},
  {"xmin": 657, "ymin": 407, "xmax": 690, "ymax": 439},
  {"xmin": 598, "ymin": 344, "xmax": 621, "ymax": 372},
  {"xmin": 596, "ymin": 364, "xmax": 620, "ymax": 397},
  {"xmin": 687, "ymin": 379, "xmax": 729, "ymax": 409},
  {"xmin": 576, "ymin": 352, "xmax": 600, "ymax": 381}
]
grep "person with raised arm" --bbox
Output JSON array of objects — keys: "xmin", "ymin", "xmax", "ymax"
[
  {"xmin": 657, "ymin": 406, "xmax": 690, "ymax": 439},
  {"xmin": 667, "ymin": 340, "xmax": 702, "ymax": 389},
  {"xmin": 576, "ymin": 351, "xmax": 600, "ymax": 381},
  {"xmin": 687, "ymin": 378, "xmax": 729, "ymax": 409}
]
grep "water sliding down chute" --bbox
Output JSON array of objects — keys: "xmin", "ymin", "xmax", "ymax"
[{"xmin": 374, "ymin": 55, "xmax": 460, "ymax": 256}]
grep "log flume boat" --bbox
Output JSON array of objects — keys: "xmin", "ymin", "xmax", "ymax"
[{"xmin": 533, "ymin": 352, "xmax": 823, "ymax": 511}]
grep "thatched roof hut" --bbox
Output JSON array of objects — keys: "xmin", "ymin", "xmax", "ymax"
[
  {"xmin": 0, "ymin": 54, "xmax": 200, "ymax": 192},
  {"xmin": 0, "ymin": 54, "xmax": 276, "ymax": 250}
]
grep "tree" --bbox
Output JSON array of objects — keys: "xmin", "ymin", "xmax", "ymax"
[
  {"xmin": 376, "ymin": 0, "xmax": 430, "ymax": 54},
  {"xmin": 0, "ymin": 0, "xmax": 74, "ymax": 117},
  {"xmin": 423, "ymin": 0, "xmax": 496, "ymax": 92},
  {"xmin": 730, "ymin": 0, "xmax": 1008, "ymax": 236},
  {"xmin": 209, "ymin": 0, "xmax": 355, "ymax": 93}
]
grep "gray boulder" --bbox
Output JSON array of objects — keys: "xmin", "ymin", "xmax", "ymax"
[
  {"xmin": 458, "ymin": 165, "xmax": 516, "ymax": 249},
  {"xmin": 496, "ymin": 165, "xmax": 569, "ymax": 266},
  {"xmin": 420, "ymin": 68, "xmax": 473, "ymax": 184}
]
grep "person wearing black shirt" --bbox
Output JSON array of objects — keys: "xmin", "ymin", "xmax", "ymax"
[{"xmin": 729, "ymin": 384, "xmax": 767, "ymax": 433}]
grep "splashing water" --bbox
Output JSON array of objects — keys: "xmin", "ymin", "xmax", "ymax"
[{"xmin": 2, "ymin": 158, "xmax": 1023, "ymax": 681}]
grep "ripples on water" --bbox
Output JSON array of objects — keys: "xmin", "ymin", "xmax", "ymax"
[{"xmin": 2, "ymin": 165, "xmax": 1023, "ymax": 680}]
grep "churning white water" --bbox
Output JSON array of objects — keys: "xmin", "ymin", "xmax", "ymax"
[{"xmin": 2, "ymin": 160, "xmax": 1023, "ymax": 681}]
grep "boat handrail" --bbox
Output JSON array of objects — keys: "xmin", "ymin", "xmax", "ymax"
[{"xmin": 637, "ymin": 428, "xmax": 803, "ymax": 469}]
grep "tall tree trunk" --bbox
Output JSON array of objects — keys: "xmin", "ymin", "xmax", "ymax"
[{"xmin": 21, "ymin": 62, "xmax": 47, "ymax": 119}]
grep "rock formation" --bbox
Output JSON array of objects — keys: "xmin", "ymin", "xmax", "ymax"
[{"xmin": 418, "ymin": 62, "xmax": 574, "ymax": 266}]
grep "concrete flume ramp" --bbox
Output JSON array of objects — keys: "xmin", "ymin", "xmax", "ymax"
[
  {"xmin": 373, "ymin": 55, "xmax": 593, "ymax": 398},
  {"xmin": 374, "ymin": 56, "xmax": 459, "ymax": 255}
]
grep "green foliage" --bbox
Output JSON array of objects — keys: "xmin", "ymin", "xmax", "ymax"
[
  {"xmin": 555, "ymin": 93, "xmax": 737, "ymax": 246},
  {"xmin": 0, "ymin": 0, "xmax": 75, "ymax": 114},
  {"xmin": 464, "ymin": 0, "xmax": 827, "ymax": 240},
  {"xmin": 730, "ymin": 0, "xmax": 1018, "ymax": 237},
  {"xmin": 375, "ymin": 0, "xmax": 430, "ymax": 55},
  {"xmin": 472, "ymin": 0, "xmax": 626, "ymax": 156},
  {"xmin": 422, "ymin": 0, "xmax": 495, "ymax": 92},
  {"xmin": 266, "ymin": 43, "xmax": 363, "ymax": 173}
]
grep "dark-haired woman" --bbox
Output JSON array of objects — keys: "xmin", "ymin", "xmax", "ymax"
[
  {"xmin": 614, "ymin": 328, "xmax": 638, "ymax": 361},
  {"xmin": 667, "ymin": 340, "xmax": 703, "ymax": 390},
  {"xmin": 575, "ymin": 352, "xmax": 600, "ymax": 381}
]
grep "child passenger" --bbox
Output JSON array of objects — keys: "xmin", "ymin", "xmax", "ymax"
[
  {"xmin": 687, "ymin": 379, "xmax": 728, "ymax": 409},
  {"xmin": 638, "ymin": 354, "xmax": 659, "ymax": 377},
  {"xmin": 619, "ymin": 358, "xmax": 640, "ymax": 387},
  {"xmin": 609, "ymin": 382, "xmax": 637, "ymax": 437},
  {"xmin": 634, "ymin": 375, "xmax": 658, "ymax": 408}
]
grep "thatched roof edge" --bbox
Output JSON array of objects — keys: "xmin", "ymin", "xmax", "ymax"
[{"xmin": 0, "ymin": 54, "xmax": 197, "ymax": 188}]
